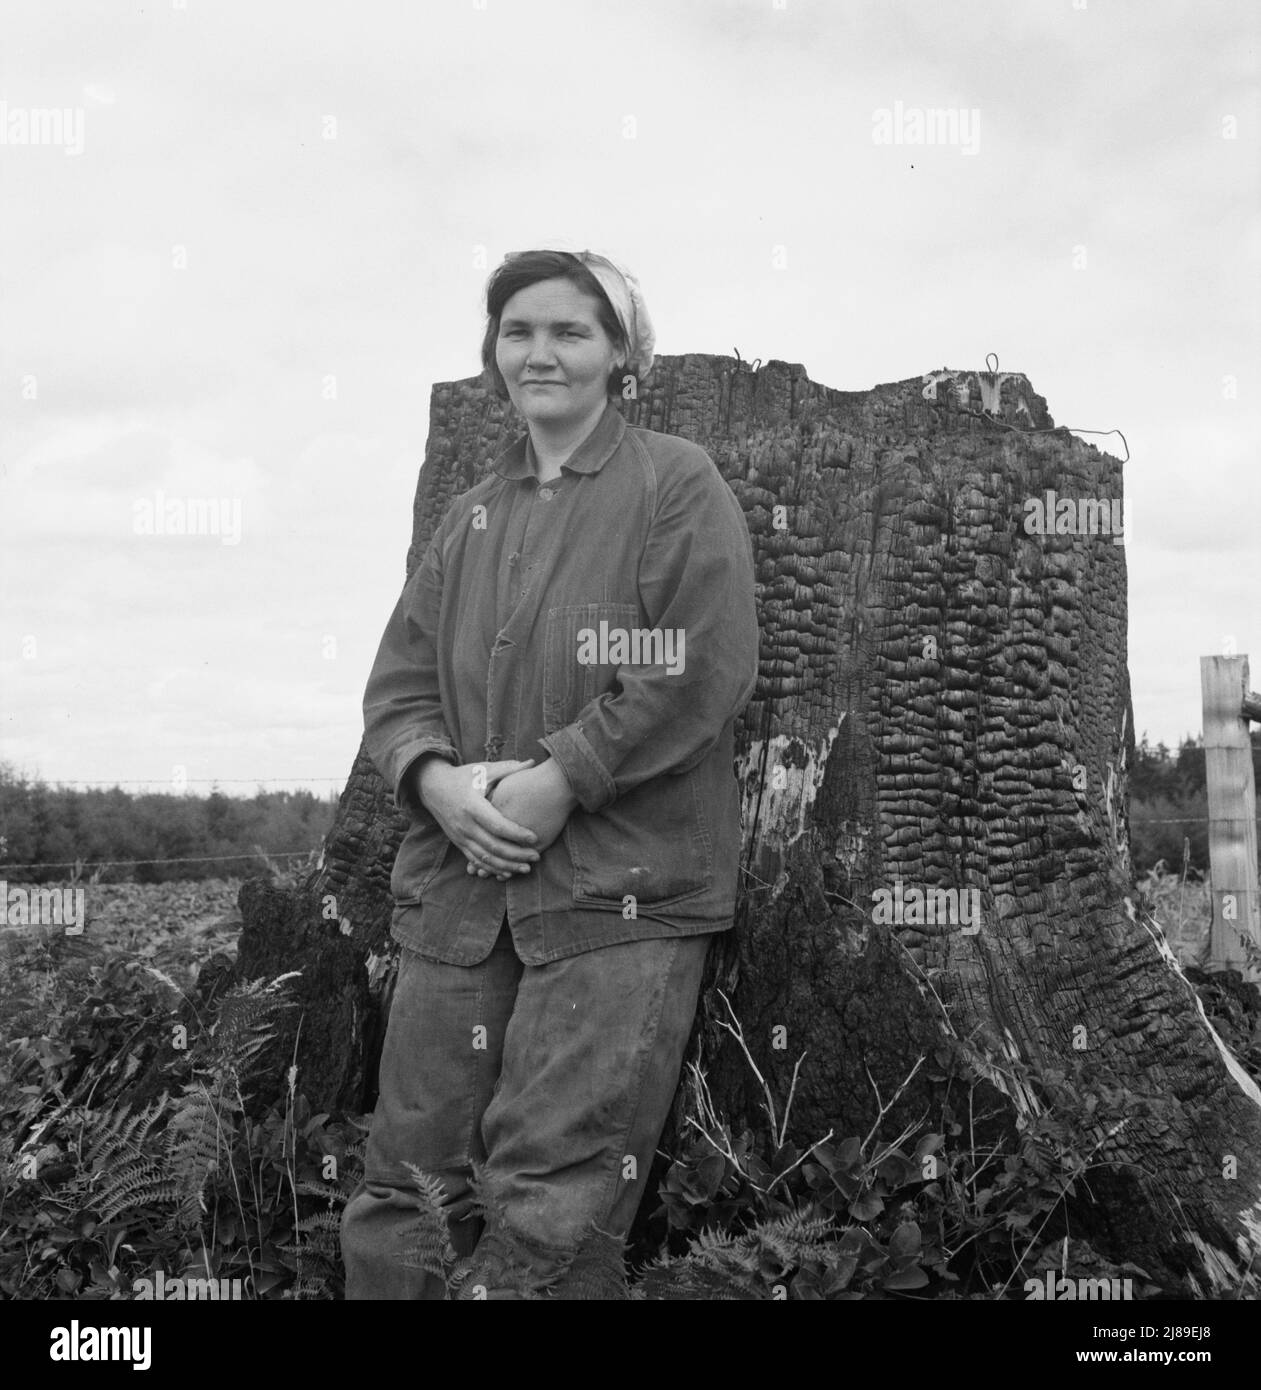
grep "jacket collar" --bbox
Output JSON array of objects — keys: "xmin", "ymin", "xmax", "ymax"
[{"xmin": 492, "ymin": 399, "xmax": 626, "ymax": 481}]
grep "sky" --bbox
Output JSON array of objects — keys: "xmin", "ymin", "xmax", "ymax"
[{"xmin": 1, "ymin": 0, "xmax": 1258, "ymax": 807}]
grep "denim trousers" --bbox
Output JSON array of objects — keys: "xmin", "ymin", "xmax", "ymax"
[{"xmin": 340, "ymin": 915, "xmax": 714, "ymax": 1299}]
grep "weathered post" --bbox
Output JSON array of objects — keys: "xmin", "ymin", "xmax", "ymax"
[{"xmin": 1200, "ymin": 654, "xmax": 1261, "ymax": 976}]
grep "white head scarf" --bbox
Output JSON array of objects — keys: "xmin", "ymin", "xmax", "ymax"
[{"xmin": 504, "ymin": 246, "xmax": 656, "ymax": 379}]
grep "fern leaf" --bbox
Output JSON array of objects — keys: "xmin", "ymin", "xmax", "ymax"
[
  {"xmin": 293, "ymin": 1179, "xmax": 346, "ymax": 1204},
  {"xmin": 294, "ymin": 1210, "xmax": 343, "ymax": 1235},
  {"xmin": 93, "ymin": 1162, "xmax": 178, "ymax": 1225},
  {"xmin": 165, "ymin": 1083, "xmax": 230, "ymax": 1229},
  {"xmin": 398, "ymin": 1161, "xmax": 458, "ymax": 1282}
]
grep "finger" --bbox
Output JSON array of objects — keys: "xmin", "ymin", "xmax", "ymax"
[
  {"xmin": 470, "ymin": 800, "xmax": 539, "ymax": 846},
  {"xmin": 483, "ymin": 759, "xmax": 536, "ymax": 794},
  {"xmin": 469, "ymin": 836, "xmax": 538, "ymax": 871},
  {"xmin": 469, "ymin": 839, "xmax": 533, "ymax": 872},
  {"xmin": 459, "ymin": 831, "xmax": 535, "ymax": 872},
  {"xmin": 458, "ymin": 839, "xmax": 533, "ymax": 884},
  {"xmin": 483, "ymin": 758, "xmax": 535, "ymax": 780},
  {"xmin": 465, "ymin": 759, "xmax": 534, "ymax": 797}
]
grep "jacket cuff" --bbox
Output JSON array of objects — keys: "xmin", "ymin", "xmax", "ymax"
[
  {"xmin": 392, "ymin": 739, "xmax": 460, "ymax": 813},
  {"xmin": 539, "ymin": 724, "xmax": 615, "ymax": 813}
]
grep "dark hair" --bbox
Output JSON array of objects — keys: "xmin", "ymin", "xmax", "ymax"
[{"xmin": 480, "ymin": 250, "xmax": 628, "ymax": 402}]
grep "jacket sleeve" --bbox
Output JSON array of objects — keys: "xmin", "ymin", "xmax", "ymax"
[
  {"xmin": 539, "ymin": 453, "xmax": 759, "ymax": 813},
  {"xmin": 362, "ymin": 524, "xmax": 461, "ymax": 818}
]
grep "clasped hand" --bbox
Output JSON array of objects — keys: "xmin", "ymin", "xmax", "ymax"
[{"xmin": 415, "ymin": 755, "xmax": 578, "ymax": 882}]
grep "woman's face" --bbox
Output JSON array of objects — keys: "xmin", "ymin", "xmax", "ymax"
[{"xmin": 495, "ymin": 278, "xmax": 623, "ymax": 430}]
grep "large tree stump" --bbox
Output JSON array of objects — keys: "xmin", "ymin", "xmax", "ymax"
[{"xmin": 234, "ymin": 354, "xmax": 1261, "ymax": 1295}]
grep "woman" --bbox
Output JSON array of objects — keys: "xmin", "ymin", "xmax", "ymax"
[{"xmin": 341, "ymin": 248, "xmax": 760, "ymax": 1298}]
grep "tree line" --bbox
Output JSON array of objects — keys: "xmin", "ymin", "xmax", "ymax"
[{"xmin": 0, "ymin": 764, "xmax": 336, "ymax": 883}]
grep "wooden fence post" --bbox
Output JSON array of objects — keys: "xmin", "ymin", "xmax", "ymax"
[{"xmin": 1200, "ymin": 654, "xmax": 1261, "ymax": 976}]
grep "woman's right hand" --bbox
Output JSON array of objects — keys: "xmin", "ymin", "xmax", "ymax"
[{"xmin": 412, "ymin": 756, "xmax": 541, "ymax": 878}]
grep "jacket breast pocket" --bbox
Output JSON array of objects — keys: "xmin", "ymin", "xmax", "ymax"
[
  {"xmin": 543, "ymin": 602, "xmax": 639, "ymax": 734},
  {"xmin": 389, "ymin": 818, "xmax": 451, "ymax": 904},
  {"xmin": 565, "ymin": 766, "xmax": 713, "ymax": 908}
]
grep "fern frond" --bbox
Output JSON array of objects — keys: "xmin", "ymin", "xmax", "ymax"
[
  {"xmin": 165, "ymin": 1083, "xmax": 231, "ymax": 1228},
  {"xmin": 632, "ymin": 1260, "xmax": 763, "ymax": 1301},
  {"xmin": 756, "ymin": 1209, "xmax": 835, "ymax": 1245},
  {"xmin": 293, "ymin": 1179, "xmax": 346, "ymax": 1204},
  {"xmin": 293, "ymin": 1210, "xmax": 342, "ymax": 1235},
  {"xmin": 73, "ymin": 1097, "xmax": 169, "ymax": 1175},
  {"xmin": 280, "ymin": 1213, "xmax": 345, "ymax": 1301},
  {"xmin": 46, "ymin": 1098, "xmax": 172, "ymax": 1212},
  {"xmin": 547, "ymin": 1224, "xmax": 629, "ymax": 1301},
  {"xmin": 92, "ymin": 1162, "xmax": 178, "ymax": 1225},
  {"xmin": 282, "ymin": 1277, "xmax": 331, "ymax": 1301},
  {"xmin": 693, "ymin": 1223, "xmax": 742, "ymax": 1257},
  {"xmin": 630, "ymin": 1204, "xmax": 839, "ymax": 1300},
  {"xmin": 398, "ymin": 1161, "xmax": 459, "ymax": 1282},
  {"xmin": 205, "ymin": 974, "xmax": 299, "ymax": 1081}
]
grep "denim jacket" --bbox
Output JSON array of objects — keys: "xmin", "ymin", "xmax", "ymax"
[{"xmin": 362, "ymin": 399, "xmax": 760, "ymax": 964}]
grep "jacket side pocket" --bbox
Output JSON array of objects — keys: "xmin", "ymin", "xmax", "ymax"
[{"xmin": 565, "ymin": 765, "xmax": 713, "ymax": 907}]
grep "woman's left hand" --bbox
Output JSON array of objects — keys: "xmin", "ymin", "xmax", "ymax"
[{"xmin": 470, "ymin": 759, "xmax": 579, "ymax": 878}]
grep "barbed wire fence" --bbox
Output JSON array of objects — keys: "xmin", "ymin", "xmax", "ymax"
[{"xmin": 0, "ymin": 822, "xmax": 1250, "ymax": 875}]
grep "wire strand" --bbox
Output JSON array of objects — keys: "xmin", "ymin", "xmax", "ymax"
[
  {"xmin": 1, "ymin": 850, "xmax": 318, "ymax": 872},
  {"xmin": 925, "ymin": 356, "xmax": 1131, "ymax": 461},
  {"xmin": 14, "ymin": 778, "xmax": 343, "ymax": 788}
]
